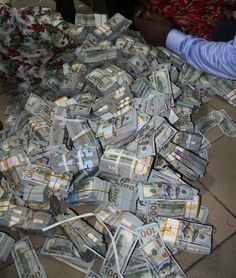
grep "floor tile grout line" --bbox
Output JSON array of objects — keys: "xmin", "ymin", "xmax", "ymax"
[
  {"xmin": 185, "ymin": 231, "xmax": 236, "ymax": 273},
  {"xmin": 209, "ymin": 101, "xmax": 231, "ymax": 112},
  {"xmin": 198, "ymin": 180, "xmax": 236, "ymax": 218},
  {"xmin": 211, "ymin": 134, "xmax": 225, "ymax": 144}
]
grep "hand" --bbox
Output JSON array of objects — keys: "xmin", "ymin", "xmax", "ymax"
[{"xmin": 134, "ymin": 12, "xmax": 174, "ymax": 46}]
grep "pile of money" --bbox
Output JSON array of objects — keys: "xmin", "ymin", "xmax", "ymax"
[{"xmin": 0, "ymin": 11, "xmax": 235, "ymax": 278}]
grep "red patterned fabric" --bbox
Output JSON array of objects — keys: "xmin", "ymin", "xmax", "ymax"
[
  {"xmin": 145, "ymin": 0, "xmax": 236, "ymax": 39},
  {"xmin": 0, "ymin": 1, "xmax": 74, "ymax": 81}
]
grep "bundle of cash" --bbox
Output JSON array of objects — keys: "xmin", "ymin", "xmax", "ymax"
[
  {"xmin": 178, "ymin": 87, "xmax": 201, "ymax": 108},
  {"xmin": 0, "ymin": 148, "xmax": 30, "ymax": 194},
  {"xmin": 198, "ymin": 75, "xmax": 236, "ymax": 107},
  {"xmin": 47, "ymin": 171, "xmax": 72, "ymax": 200},
  {"xmin": 75, "ymin": 13, "xmax": 108, "ymax": 28},
  {"xmin": 110, "ymin": 181, "xmax": 138, "ymax": 212},
  {"xmin": 127, "ymin": 54, "xmax": 151, "ymax": 77},
  {"xmin": 0, "ymin": 232, "xmax": 15, "ymax": 261},
  {"xmin": 66, "ymin": 120, "xmax": 97, "ymax": 148},
  {"xmin": 60, "ymin": 62, "xmax": 87, "ymax": 94},
  {"xmin": 42, "ymin": 74, "xmax": 63, "ymax": 97},
  {"xmin": 29, "ymin": 118, "xmax": 50, "ymax": 144},
  {"xmin": 116, "ymin": 36, "xmax": 157, "ymax": 58},
  {"xmin": 137, "ymin": 223, "xmax": 186, "ymax": 278},
  {"xmin": 41, "ymin": 235, "xmax": 93, "ymax": 273},
  {"xmin": 127, "ymin": 115, "xmax": 177, "ymax": 157},
  {"xmin": 51, "ymin": 150, "xmax": 78, "ymax": 174},
  {"xmin": 25, "ymin": 93, "xmax": 53, "ymax": 125},
  {"xmin": 172, "ymin": 131, "xmax": 203, "ymax": 152},
  {"xmin": 179, "ymin": 63, "xmax": 202, "ymax": 85},
  {"xmin": 91, "ymin": 13, "xmax": 132, "ymax": 41},
  {"xmin": 133, "ymin": 93, "xmax": 168, "ymax": 117},
  {"xmin": 28, "ymin": 144, "xmax": 68, "ymax": 167},
  {"xmin": 0, "ymin": 193, "xmax": 13, "ymax": 222},
  {"xmin": 70, "ymin": 86, "xmax": 96, "ymax": 117},
  {"xmin": 157, "ymin": 46, "xmax": 185, "ymax": 69},
  {"xmin": 78, "ymin": 46, "xmax": 119, "ymax": 65},
  {"xmin": 194, "ymin": 109, "xmax": 224, "ymax": 133},
  {"xmin": 100, "ymin": 224, "xmax": 138, "ymax": 276},
  {"xmin": 94, "ymin": 203, "xmax": 143, "ymax": 233},
  {"xmin": 160, "ymin": 142, "xmax": 208, "ymax": 181},
  {"xmin": 124, "ymin": 247, "xmax": 152, "ymax": 277},
  {"xmin": 86, "ymin": 64, "xmax": 133, "ymax": 95},
  {"xmin": 149, "ymin": 69, "xmax": 174, "ymax": 109},
  {"xmin": 139, "ymin": 194, "xmax": 200, "ymax": 220},
  {"xmin": 158, "ymin": 217, "xmax": 212, "ymax": 254},
  {"xmin": 1, "ymin": 204, "xmax": 52, "ymax": 231},
  {"xmin": 218, "ymin": 109, "xmax": 236, "ymax": 137},
  {"xmin": 138, "ymin": 181, "xmax": 199, "ymax": 201},
  {"xmin": 21, "ymin": 164, "xmax": 51, "ymax": 186},
  {"xmin": 11, "ymin": 236, "xmax": 47, "ymax": 278},
  {"xmin": 49, "ymin": 106, "xmax": 67, "ymax": 146},
  {"xmin": 23, "ymin": 184, "xmax": 49, "ymax": 209},
  {"xmin": 100, "ymin": 146, "xmax": 153, "ymax": 181},
  {"xmin": 55, "ymin": 209, "xmax": 106, "ymax": 262},
  {"xmin": 92, "ymin": 86, "xmax": 133, "ymax": 117},
  {"xmin": 0, "ymin": 203, "xmax": 27, "ymax": 228},
  {"xmin": 0, "ymin": 136, "xmax": 28, "ymax": 153},
  {"xmin": 96, "ymin": 108, "xmax": 137, "ymax": 146},
  {"xmin": 131, "ymin": 77, "xmax": 154, "ymax": 98},
  {"xmin": 68, "ymin": 177, "xmax": 111, "ymax": 204}
]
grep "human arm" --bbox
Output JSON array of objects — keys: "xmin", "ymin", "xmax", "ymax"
[
  {"xmin": 166, "ymin": 29, "xmax": 236, "ymax": 79},
  {"xmin": 135, "ymin": 13, "xmax": 236, "ymax": 79}
]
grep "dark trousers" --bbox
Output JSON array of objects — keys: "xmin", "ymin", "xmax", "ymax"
[
  {"xmin": 54, "ymin": 0, "xmax": 76, "ymax": 23},
  {"xmin": 105, "ymin": 0, "xmax": 139, "ymax": 19}
]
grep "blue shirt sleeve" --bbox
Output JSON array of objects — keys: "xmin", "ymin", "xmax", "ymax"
[{"xmin": 166, "ymin": 29, "xmax": 236, "ymax": 80}]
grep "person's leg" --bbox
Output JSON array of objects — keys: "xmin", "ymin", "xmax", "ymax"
[
  {"xmin": 212, "ymin": 19, "xmax": 236, "ymax": 42},
  {"xmin": 55, "ymin": 0, "xmax": 76, "ymax": 23}
]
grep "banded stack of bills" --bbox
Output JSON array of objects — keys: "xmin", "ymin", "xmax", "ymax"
[
  {"xmin": 100, "ymin": 146, "xmax": 153, "ymax": 181},
  {"xmin": 0, "ymin": 232, "xmax": 15, "ymax": 261},
  {"xmin": 55, "ymin": 209, "xmax": 106, "ymax": 262},
  {"xmin": 158, "ymin": 217, "xmax": 212, "ymax": 254},
  {"xmin": 137, "ymin": 223, "xmax": 186, "ymax": 277},
  {"xmin": 11, "ymin": 236, "xmax": 47, "ymax": 278},
  {"xmin": 68, "ymin": 177, "xmax": 111, "ymax": 204},
  {"xmin": 41, "ymin": 235, "xmax": 93, "ymax": 273}
]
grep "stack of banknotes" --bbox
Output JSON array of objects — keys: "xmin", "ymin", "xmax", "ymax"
[
  {"xmin": 0, "ymin": 12, "xmax": 236, "ymax": 278},
  {"xmin": 0, "ymin": 232, "xmax": 15, "ymax": 261}
]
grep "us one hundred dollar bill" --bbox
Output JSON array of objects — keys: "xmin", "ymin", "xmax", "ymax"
[{"xmin": 11, "ymin": 236, "xmax": 47, "ymax": 278}]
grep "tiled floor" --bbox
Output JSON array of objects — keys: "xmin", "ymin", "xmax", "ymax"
[{"xmin": 0, "ymin": 1, "xmax": 236, "ymax": 277}]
